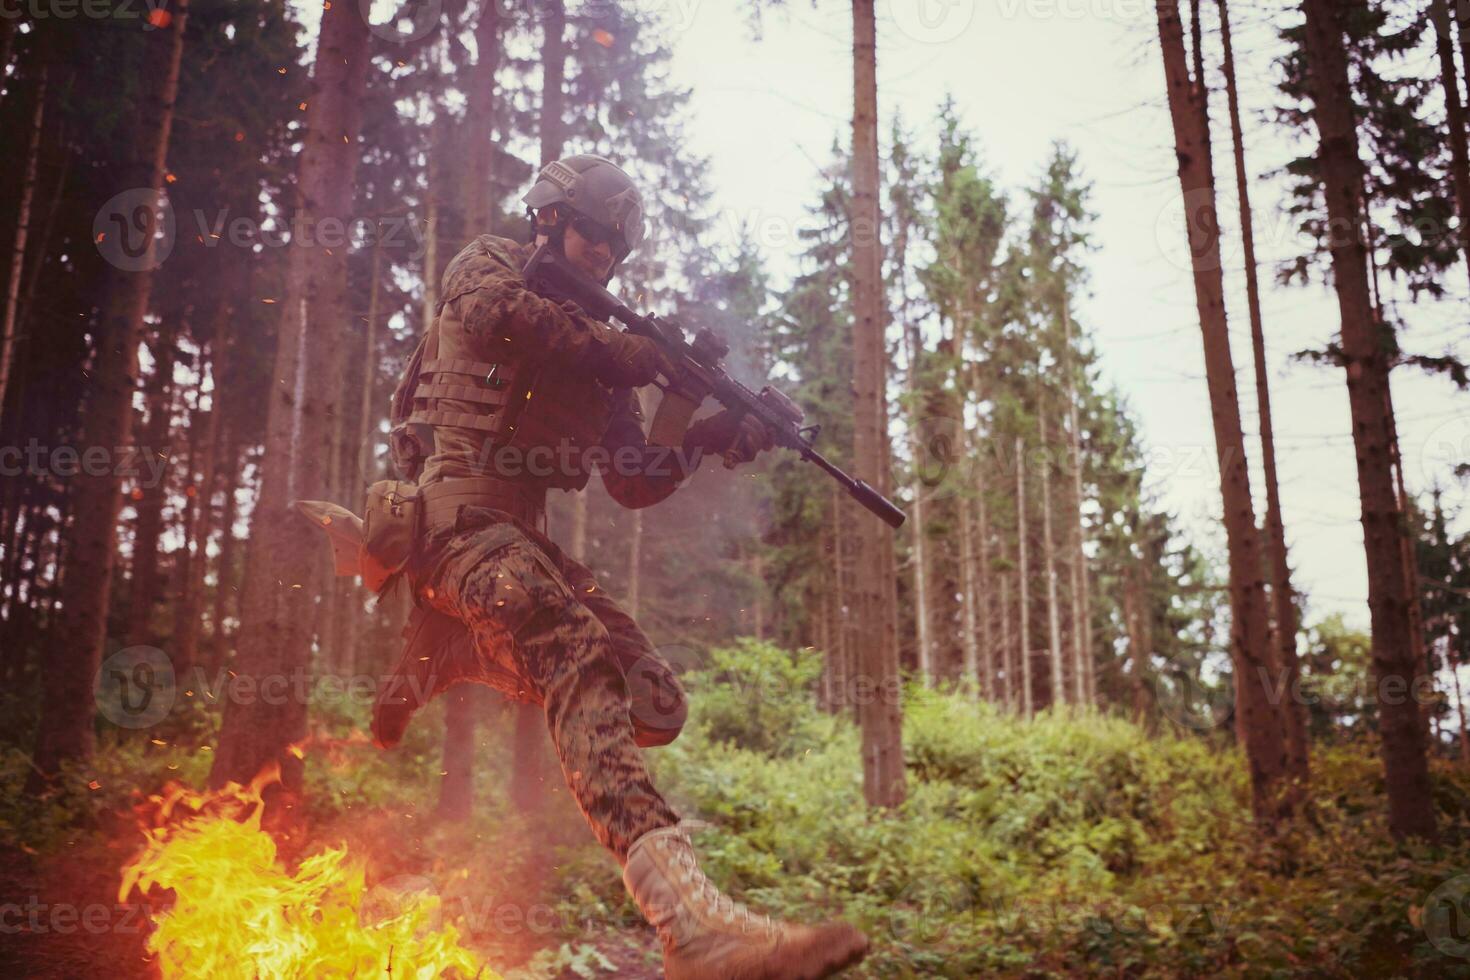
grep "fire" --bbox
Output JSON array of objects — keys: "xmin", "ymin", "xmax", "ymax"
[{"xmin": 120, "ymin": 764, "xmax": 496, "ymax": 978}]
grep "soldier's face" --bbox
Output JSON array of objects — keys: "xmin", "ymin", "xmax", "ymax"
[{"xmin": 563, "ymin": 221, "xmax": 615, "ymax": 281}]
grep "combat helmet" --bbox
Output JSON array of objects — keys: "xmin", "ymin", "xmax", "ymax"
[{"xmin": 522, "ymin": 154, "xmax": 645, "ymax": 273}]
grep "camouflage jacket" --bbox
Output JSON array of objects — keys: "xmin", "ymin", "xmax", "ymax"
[{"xmin": 416, "ymin": 234, "xmax": 692, "ymax": 508}]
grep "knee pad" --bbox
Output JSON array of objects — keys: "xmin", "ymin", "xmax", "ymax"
[{"xmin": 624, "ymin": 655, "xmax": 688, "ymax": 747}]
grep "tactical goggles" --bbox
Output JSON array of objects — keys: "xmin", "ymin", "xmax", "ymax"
[{"xmin": 570, "ymin": 214, "xmax": 627, "ymax": 255}]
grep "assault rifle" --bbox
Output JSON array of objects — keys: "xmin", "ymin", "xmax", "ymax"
[{"xmin": 523, "ymin": 244, "xmax": 906, "ymax": 529}]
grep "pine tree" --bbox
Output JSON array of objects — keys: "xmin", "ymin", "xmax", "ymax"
[
  {"xmin": 1155, "ymin": 0, "xmax": 1290, "ymax": 827},
  {"xmin": 1297, "ymin": 0, "xmax": 1436, "ymax": 841},
  {"xmin": 1217, "ymin": 0, "xmax": 1309, "ymax": 790}
]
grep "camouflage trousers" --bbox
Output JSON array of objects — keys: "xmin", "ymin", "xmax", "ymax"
[{"xmin": 409, "ymin": 506, "xmax": 685, "ymax": 861}]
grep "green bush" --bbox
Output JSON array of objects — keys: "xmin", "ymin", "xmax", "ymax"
[
  {"xmin": 682, "ymin": 638, "xmax": 828, "ymax": 757},
  {"xmin": 639, "ymin": 648, "xmax": 1470, "ymax": 977}
]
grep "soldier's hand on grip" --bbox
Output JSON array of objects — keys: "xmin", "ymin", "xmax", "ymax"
[
  {"xmin": 590, "ymin": 329, "xmax": 675, "ymax": 388},
  {"xmin": 688, "ymin": 408, "xmax": 774, "ymax": 469}
]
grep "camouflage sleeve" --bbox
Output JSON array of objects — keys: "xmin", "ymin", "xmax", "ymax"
[
  {"xmin": 600, "ymin": 390, "xmax": 702, "ymax": 510},
  {"xmin": 441, "ymin": 238, "xmax": 617, "ymax": 366}
]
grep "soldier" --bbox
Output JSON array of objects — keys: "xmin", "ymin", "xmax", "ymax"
[{"xmin": 389, "ymin": 154, "xmax": 869, "ymax": 979}]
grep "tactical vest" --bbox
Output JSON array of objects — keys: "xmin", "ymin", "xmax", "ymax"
[{"xmin": 388, "ymin": 251, "xmax": 617, "ymax": 493}]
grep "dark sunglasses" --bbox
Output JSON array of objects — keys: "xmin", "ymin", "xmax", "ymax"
[{"xmin": 570, "ymin": 214, "xmax": 623, "ymax": 252}]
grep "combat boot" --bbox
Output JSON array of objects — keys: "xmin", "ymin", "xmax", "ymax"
[{"xmin": 622, "ymin": 825, "xmax": 869, "ymax": 980}]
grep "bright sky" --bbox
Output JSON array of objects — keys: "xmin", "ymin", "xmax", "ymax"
[{"xmin": 659, "ymin": 0, "xmax": 1470, "ymax": 631}]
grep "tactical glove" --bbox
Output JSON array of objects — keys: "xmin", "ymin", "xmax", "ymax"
[
  {"xmin": 589, "ymin": 328, "xmax": 674, "ymax": 388},
  {"xmin": 686, "ymin": 408, "xmax": 774, "ymax": 469}
]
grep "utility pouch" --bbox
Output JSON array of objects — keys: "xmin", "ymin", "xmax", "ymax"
[
  {"xmin": 361, "ymin": 479, "xmax": 422, "ymax": 593},
  {"xmin": 389, "ymin": 421, "xmax": 434, "ymax": 483}
]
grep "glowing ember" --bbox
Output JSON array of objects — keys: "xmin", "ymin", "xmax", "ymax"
[{"xmin": 120, "ymin": 765, "xmax": 494, "ymax": 978}]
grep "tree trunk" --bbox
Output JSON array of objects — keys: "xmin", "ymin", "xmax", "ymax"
[
  {"xmin": 1000, "ymin": 570, "xmax": 1013, "ymax": 710},
  {"xmin": 1218, "ymin": 0, "xmax": 1309, "ymax": 790},
  {"xmin": 1386, "ymin": 382, "xmax": 1431, "ymax": 739},
  {"xmin": 211, "ymin": 429, "xmax": 239, "ymax": 672},
  {"xmin": 509, "ymin": 0, "xmax": 571, "ymax": 816},
  {"xmin": 211, "ymin": 0, "xmax": 370, "ymax": 803},
  {"xmin": 1039, "ymin": 411, "xmax": 1065, "ymax": 708},
  {"xmin": 1121, "ymin": 562, "xmax": 1156, "ymax": 725},
  {"xmin": 176, "ymin": 327, "xmax": 227, "ymax": 680},
  {"xmin": 125, "ymin": 327, "xmax": 179, "ymax": 648},
  {"xmin": 0, "ymin": 65, "xmax": 45, "ymax": 420},
  {"xmin": 540, "ymin": 0, "xmax": 566, "ymax": 168},
  {"xmin": 1459, "ymin": 1, "xmax": 1470, "ymax": 149},
  {"xmin": 1062, "ymin": 301, "xmax": 1092, "ymax": 705},
  {"xmin": 975, "ymin": 461, "xmax": 993, "ymax": 698},
  {"xmin": 462, "ymin": 0, "xmax": 502, "ymax": 237},
  {"xmin": 849, "ymin": 0, "xmax": 904, "ymax": 807},
  {"xmin": 1450, "ymin": 640, "xmax": 1469, "ymax": 766},
  {"xmin": 437, "ymin": 687, "xmax": 479, "ymax": 821},
  {"xmin": 29, "ymin": 0, "xmax": 189, "ymax": 782},
  {"xmin": 905, "ymin": 327, "xmax": 935, "ymax": 684},
  {"xmin": 358, "ymin": 242, "xmax": 383, "ymax": 486},
  {"xmin": 423, "ymin": 145, "xmax": 440, "ymax": 331},
  {"xmin": 958, "ymin": 492, "xmax": 978, "ymax": 689},
  {"xmin": 1156, "ymin": 0, "xmax": 1289, "ymax": 827},
  {"xmin": 1299, "ymin": 0, "xmax": 1435, "ymax": 840},
  {"xmin": 1016, "ymin": 436, "xmax": 1033, "ymax": 718},
  {"xmin": 1430, "ymin": 0, "xmax": 1470, "ymax": 294}
]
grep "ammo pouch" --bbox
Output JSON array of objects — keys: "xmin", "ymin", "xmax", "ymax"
[{"xmin": 361, "ymin": 479, "xmax": 421, "ymax": 593}]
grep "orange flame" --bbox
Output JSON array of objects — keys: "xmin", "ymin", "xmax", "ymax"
[{"xmin": 120, "ymin": 764, "xmax": 495, "ymax": 978}]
